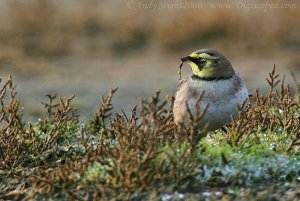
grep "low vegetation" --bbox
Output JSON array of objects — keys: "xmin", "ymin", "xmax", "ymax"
[{"xmin": 0, "ymin": 67, "xmax": 299, "ymax": 200}]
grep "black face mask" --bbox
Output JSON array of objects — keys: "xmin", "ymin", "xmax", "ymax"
[{"xmin": 181, "ymin": 56, "xmax": 205, "ymax": 71}]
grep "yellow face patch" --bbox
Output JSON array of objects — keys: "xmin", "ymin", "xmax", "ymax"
[
  {"xmin": 189, "ymin": 52, "xmax": 219, "ymax": 60},
  {"xmin": 186, "ymin": 52, "xmax": 219, "ymax": 77},
  {"xmin": 187, "ymin": 61, "xmax": 201, "ymax": 75}
]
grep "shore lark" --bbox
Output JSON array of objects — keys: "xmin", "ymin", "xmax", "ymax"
[{"xmin": 174, "ymin": 49, "xmax": 249, "ymax": 132}]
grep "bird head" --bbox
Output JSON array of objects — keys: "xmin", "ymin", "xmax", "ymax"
[{"xmin": 181, "ymin": 49, "xmax": 235, "ymax": 79}]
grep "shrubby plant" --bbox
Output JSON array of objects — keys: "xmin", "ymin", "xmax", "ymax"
[{"xmin": 0, "ymin": 67, "xmax": 299, "ymax": 200}]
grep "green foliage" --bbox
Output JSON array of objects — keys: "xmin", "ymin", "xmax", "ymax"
[
  {"xmin": 0, "ymin": 67, "xmax": 300, "ymax": 200},
  {"xmin": 83, "ymin": 160, "xmax": 114, "ymax": 184}
]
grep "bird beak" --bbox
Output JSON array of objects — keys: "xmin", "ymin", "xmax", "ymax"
[{"xmin": 181, "ymin": 56, "xmax": 190, "ymax": 62}]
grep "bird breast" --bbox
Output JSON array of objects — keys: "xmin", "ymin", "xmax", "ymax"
[{"xmin": 174, "ymin": 73, "xmax": 248, "ymax": 131}]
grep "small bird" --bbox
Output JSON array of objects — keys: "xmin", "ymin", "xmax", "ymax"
[{"xmin": 173, "ymin": 49, "xmax": 249, "ymax": 132}]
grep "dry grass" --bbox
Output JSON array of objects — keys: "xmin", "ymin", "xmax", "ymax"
[
  {"xmin": 0, "ymin": 0, "xmax": 299, "ymax": 62},
  {"xmin": 226, "ymin": 66, "xmax": 300, "ymax": 152},
  {"xmin": 0, "ymin": 67, "xmax": 299, "ymax": 200},
  {"xmin": 0, "ymin": 78, "xmax": 79, "ymax": 171}
]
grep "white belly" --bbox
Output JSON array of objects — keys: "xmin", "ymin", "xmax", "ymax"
[{"xmin": 174, "ymin": 74, "xmax": 248, "ymax": 132}]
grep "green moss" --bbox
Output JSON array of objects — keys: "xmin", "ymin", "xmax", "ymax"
[{"xmin": 83, "ymin": 160, "xmax": 114, "ymax": 184}]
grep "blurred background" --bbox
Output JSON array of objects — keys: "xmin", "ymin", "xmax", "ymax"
[{"xmin": 0, "ymin": 0, "xmax": 299, "ymax": 121}]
